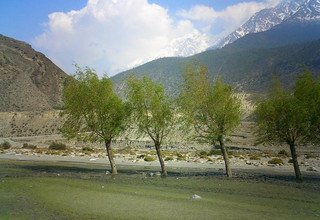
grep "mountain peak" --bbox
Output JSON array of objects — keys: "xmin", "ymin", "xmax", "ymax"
[
  {"xmin": 287, "ymin": 0, "xmax": 320, "ymax": 21},
  {"xmin": 210, "ymin": 0, "xmax": 310, "ymax": 49}
]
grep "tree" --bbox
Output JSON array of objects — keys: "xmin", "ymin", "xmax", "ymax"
[
  {"xmin": 179, "ymin": 64, "xmax": 241, "ymax": 177},
  {"xmin": 61, "ymin": 67, "xmax": 128, "ymax": 174},
  {"xmin": 255, "ymin": 79, "xmax": 310, "ymax": 181},
  {"xmin": 294, "ymin": 71, "xmax": 320, "ymax": 145},
  {"xmin": 126, "ymin": 76, "xmax": 176, "ymax": 177}
]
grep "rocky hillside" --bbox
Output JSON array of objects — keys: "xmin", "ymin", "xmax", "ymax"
[{"xmin": 0, "ymin": 34, "xmax": 69, "ymax": 112}]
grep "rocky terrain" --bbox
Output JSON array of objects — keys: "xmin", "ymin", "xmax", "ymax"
[{"xmin": 0, "ymin": 34, "xmax": 69, "ymax": 112}]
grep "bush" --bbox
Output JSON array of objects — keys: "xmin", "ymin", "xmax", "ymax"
[
  {"xmin": 278, "ymin": 150, "xmax": 289, "ymax": 157},
  {"xmin": 268, "ymin": 158, "xmax": 284, "ymax": 165},
  {"xmin": 165, "ymin": 156, "xmax": 174, "ymax": 161},
  {"xmin": 208, "ymin": 149, "xmax": 221, "ymax": 156},
  {"xmin": 198, "ymin": 151, "xmax": 208, "ymax": 156},
  {"xmin": 144, "ymin": 156, "xmax": 156, "ymax": 162},
  {"xmin": 49, "ymin": 142, "xmax": 67, "ymax": 150},
  {"xmin": 82, "ymin": 147, "xmax": 94, "ymax": 152},
  {"xmin": 249, "ymin": 155, "xmax": 261, "ymax": 160},
  {"xmin": 22, "ymin": 143, "xmax": 37, "ymax": 149},
  {"xmin": 177, "ymin": 155, "xmax": 186, "ymax": 161},
  {"xmin": 0, "ymin": 141, "xmax": 11, "ymax": 149}
]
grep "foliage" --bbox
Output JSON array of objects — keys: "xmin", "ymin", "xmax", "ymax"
[
  {"xmin": 278, "ymin": 150, "xmax": 289, "ymax": 157},
  {"xmin": 294, "ymin": 70, "xmax": 320, "ymax": 144},
  {"xmin": 82, "ymin": 147, "xmax": 94, "ymax": 152},
  {"xmin": 49, "ymin": 142, "xmax": 67, "ymax": 150},
  {"xmin": 179, "ymin": 63, "xmax": 241, "ymax": 177},
  {"xmin": 61, "ymin": 66, "xmax": 129, "ymax": 174},
  {"xmin": 165, "ymin": 156, "xmax": 174, "ymax": 161},
  {"xmin": 144, "ymin": 156, "xmax": 156, "ymax": 162},
  {"xmin": 22, "ymin": 143, "xmax": 37, "ymax": 149},
  {"xmin": 126, "ymin": 76, "xmax": 177, "ymax": 176},
  {"xmin": 62, "ymin": 66, "xmax": 129, "ymax": 143},
  {"xmin": 249, "ymin": 155, "xmax": 261, "ymax": 160},
  {"xmin": 208, "ymin": 149, "xmax": 222, "ymax": 156},
  {"xmin": 179, "ymin": 64, "xmax": 241, "ymax": 145},
  {"xmin": 126, "ymin": 76, "xmax": 175, "ymax": 145},
  {"xmin": 0, "ymin": 141, "xmax": 11, "ymax": 149},
  {"xmin": 268, "ymin": 158, "xmax": 284, "ymax": 165},
  {"xmin": 255, "ymin": 78, "xmax": 310, "ymax": 146}
]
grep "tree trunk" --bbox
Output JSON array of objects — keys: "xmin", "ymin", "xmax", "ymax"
[
  {"xmin": 105, "ymin": 140, "xmax": 117, "ymax": 175},
  {"xmin": 289, "ymin": 142, "xmax": 302, "ymax": 181},
  {"xmin": 155, "ymin": 142, "xmax": 167, "ymax": 177},
  {"xmin": 219, "ymin": 138, "xmax": 232, "ymax": 178}
]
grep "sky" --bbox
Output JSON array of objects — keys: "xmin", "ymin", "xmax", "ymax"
[{"xmin": 0, "ymin": 0, "xmax": 280, "ymax": 76}]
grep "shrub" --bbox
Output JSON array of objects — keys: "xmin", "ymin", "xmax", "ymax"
[
  {"xmin": 268, "ymin": 158, "xmax": 284, "ymax": 165},
  {"xmin": 0, "ymin": 141, "xmax": 11, "ymax": 149},
  {"xmin": 165, "ymin": 156, "xmax": 174, "ymax": 161},
  {"xmin": 249, "ymin": 155, "xmax": 261, "ymax": 160},
  {"xmin": 278, "ymin": 150, "xmax": 289, "ymax": 157},
  {"xmin": 198, "ymin": 151, "xmax": 208, "ymax": 156},
  {"xmin": 208, "ymin": 149, "xmax": 221, "ymax": 156},
  {"xmin": 82, "ymin": 146, "xmax": 94, "ymax": 152},
  {"xmin": 49, "ymin": 142, "xmax": 67, "ymax": 150},
  {"xmin": 22, "ymin": 143, "xmax": 37, "ymax": 149},
  {"xmin": 177, "ymin": 155, "xmax": 186, "ymax": 161},
  {"xmin": 144, "ymin": 156, "xmax": 156, "ymax": 161}
]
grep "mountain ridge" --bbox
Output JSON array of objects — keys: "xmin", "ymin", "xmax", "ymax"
[{"xmin": 0, "ymin": 34, "xmax": 70, "ymax": 112}]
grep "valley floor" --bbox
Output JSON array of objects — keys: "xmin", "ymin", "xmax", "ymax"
[{"xmin": 0, "ymin": 159, "xmax": 319, "ymax": 220}]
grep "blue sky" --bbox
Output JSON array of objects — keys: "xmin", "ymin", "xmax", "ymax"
[{"xmin": 0, "ymin": 0, "xmax": 279, "ymax": 75}]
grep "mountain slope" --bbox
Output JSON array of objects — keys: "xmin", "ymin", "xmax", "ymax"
[
  {"xmin": 212, "ymin": 0, "xmax": 303, "ymax": 48},
  {"xmin": 112, "ymin": 39, "xmax": 320, "ymax": 95},
  {"xmin": 225, "ymin": 21, "xmax": 320, "ymax": 50},
  {"xmin": 0, "ymin": 34, "xmax": 69, "ymax": 112}
]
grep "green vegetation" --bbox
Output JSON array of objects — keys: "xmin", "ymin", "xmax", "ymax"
[
  {"xmin": 249, "ymin": 155, "xmax": 261, "ymax": 160},
  {"xmin": 144, "ymin": 156, "xmax": 156, "ymax": 162},
  {"xmin": 268, "ymin": 158, "xmax": 284, "ymax": 165},
  {"xmin": 126, "ymin": 76, "xmax": 177, "ymax": 177},
  {"xmin": 278, "ymin": 150, "xmax": 289, "ymax": 157},
  {"xmin": 82, "ymin": 147, "xmax": 94, "ymax": 152},
  {"xmin": 255, "ymin": 72, "xmax": 320, "ymax": 181},
  {"xmin": 165, "ymin": 156, "xmax": 174, "ymax": 161},
  {"xmin": 0, "ymin": 141, "xmax": 11, "ymax": 149},
  {"xmin": 49, "ymin": 142, "xmax": 67, "ymax": 150},
  {"xmin": 180, "ymin": 64, "xmax": 241, "ymax": 177},
  {"xmin": 0, "ymin": 160, "xmax": 319, "ymax": 220},
  {"xmin": 112, "ymin": 39, "xmax": 320, "ymax": 95},
  {"xmin": 62, "ymin": 66, "xmax": 129, "ymax": 174},
  {"xmin": 22, "ymin": 143, "xmax": 37, "ymax": 149},
  {"xmin": 294, "ymin": 71, "xmax": 320, "ymax": 144}
]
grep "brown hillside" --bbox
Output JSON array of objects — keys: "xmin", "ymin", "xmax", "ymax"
[{"xmin": 0, "ymin": 34, "xmax": 69, "ymax": 112}]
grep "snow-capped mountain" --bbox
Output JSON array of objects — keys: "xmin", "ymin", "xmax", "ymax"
[
  {"xmin": 211, "ymin": 0, "xmax": 304, "ymax": 49},
  {"xmin": 287, "ymin": 0, "xmax": 320, "ymax": 21}
]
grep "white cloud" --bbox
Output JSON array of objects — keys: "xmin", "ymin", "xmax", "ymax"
[
  {"xmin": 34, "ymin": 0, "xmax": 280, "ymax": 76},
  {"xmin": 34, "ymin": 0, "xmax": 209, "ymax": 76},
  {"xmin": 177, "ymin": 0, "xmax": 281, "ymax": 40}
]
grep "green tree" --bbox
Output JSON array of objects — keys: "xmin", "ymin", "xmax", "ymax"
[
  {"xmin": 255, "ymin": 79, "xmax": 310, "ymax": 181},
  {"xmin": 126, "ymin": 76, "xmax": 175, "ymax": 177},
  {"xmin": 294, "ymin": 71, "xmax": 320, "ymax": 144},
  {"xmin": 179, "ymin": 64, "xmax": 241, "ymax": 177},
  {"xmin": 62, "ymin": 67, "xmax": 128, "ymax": 174}
]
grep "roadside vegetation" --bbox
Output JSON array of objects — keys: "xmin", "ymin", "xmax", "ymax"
[
  {"xmin": 256, "ymin": 71, "xmax": 320, "ymax": 181},
  {"xmin": 179, "ymin": 64, "xmax": 241, "ymax": 177},
  {"xmin": 61, "ymin": 66, "xmax": 129, "ymax": 174},
  {"xmin": 24, "ymin": 65, "xmax": 317, "ymax": 182}
]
